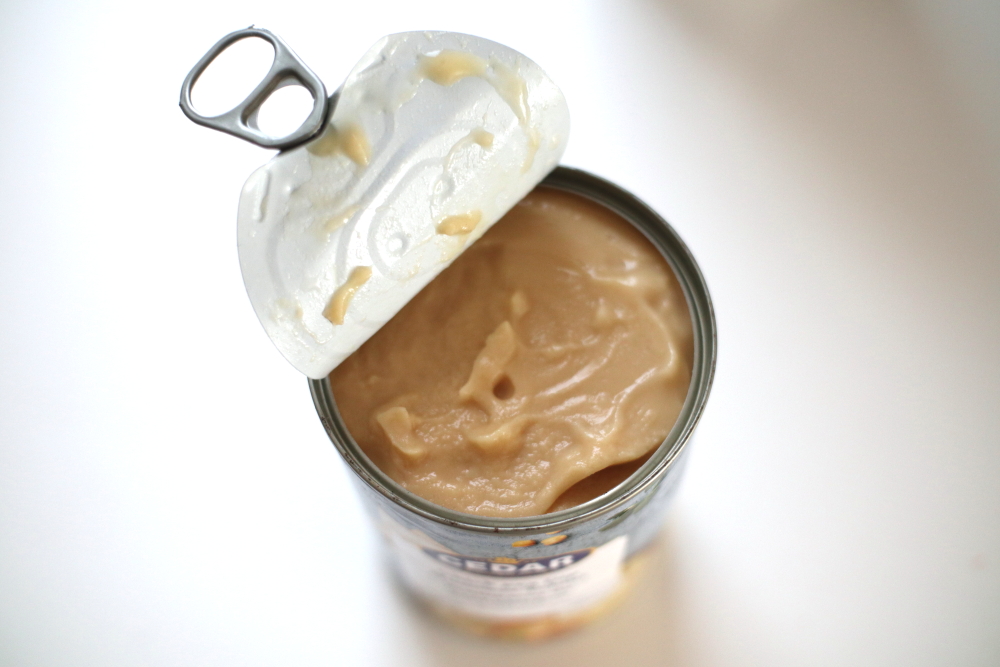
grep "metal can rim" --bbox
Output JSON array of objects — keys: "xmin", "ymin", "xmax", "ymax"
[{"xmin": 309, "ymin": 165, "xmax": 717, "ymax": 535}]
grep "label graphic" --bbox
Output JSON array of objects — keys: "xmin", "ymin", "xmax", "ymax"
[
  {"xmin": 422, "ymin": 549, "xmax": 591, "ymax": 576},
  {"xmin": 389, "ymin": 534, "xmax": 628, "ymax": 620}
]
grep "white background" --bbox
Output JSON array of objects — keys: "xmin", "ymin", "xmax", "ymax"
[{"xmin": 1, "ymin": 1, "xmax": 998, "ymax": 665}]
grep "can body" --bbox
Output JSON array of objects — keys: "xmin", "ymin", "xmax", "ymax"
[{"xmin": 310, "ymin": 166, "xmax": 716, "ymax": 639}]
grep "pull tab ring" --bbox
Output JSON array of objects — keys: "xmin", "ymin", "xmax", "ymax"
[{"xmin": 179, "ymin": 27, "xmax": 329, "ymax": 150}]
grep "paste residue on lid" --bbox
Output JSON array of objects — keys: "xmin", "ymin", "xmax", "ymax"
[
  {"xmin": 418, "ymin": 50, "xmax": 539, "ymax": 172},
  {"xmin": 419, "ymin": 50, "xmax": 487, "ymax": 85},
  {"xmin": 436, "ymin": 211, "xmax": 482, "ymax": 236},
  {"xmin": 323, "ymin": 266, "xmax": 372, "ymax": 325},
  {"xmin": 306, "ymin": 122, "xmax": 371, "ymax": 166}
]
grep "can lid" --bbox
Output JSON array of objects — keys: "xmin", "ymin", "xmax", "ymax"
[{"xmin": 193, "ymin": 30, "xmax": 570, "ymax": 377}]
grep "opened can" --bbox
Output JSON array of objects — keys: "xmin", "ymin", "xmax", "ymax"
[{"xmin": 310, "ymin": 166, "xmax": 716, "ymax": 640}]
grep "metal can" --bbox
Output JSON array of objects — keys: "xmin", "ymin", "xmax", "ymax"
[{"xmin": 310, "ymin": 165, "xmax": 717, "ymax": 640}]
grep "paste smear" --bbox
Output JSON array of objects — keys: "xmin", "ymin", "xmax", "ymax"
[{"xmin": 330, "ymin": 188, "xmax": 693, "ymax": 517}]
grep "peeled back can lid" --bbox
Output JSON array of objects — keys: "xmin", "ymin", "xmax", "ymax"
[{"xmin": 182, "ymin": 29, "xmax": 570, "ymax": 378}]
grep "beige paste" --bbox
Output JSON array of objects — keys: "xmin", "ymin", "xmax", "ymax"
[
  {"xmin": 418, "ymin": 50, "xmax": 538, "ymax": 172},
  {"xmin": 330, "ymin": 188, "xmax": 693, "ymax": 517},
  {"xmin": 324, "ymin": 266, "xmax": 372, "ymax": 325},
  {"xmin": 436, "ymin": 211, "xmax": 482, "ymax": 236},
  {"xmin": 307, "ymin": 122, "xmax": 371, "ymax": 166}
]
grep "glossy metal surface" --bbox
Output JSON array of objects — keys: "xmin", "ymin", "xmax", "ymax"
[{"xmin": 179, "ymin": 27, "xmax": 328, "ymax": 150}]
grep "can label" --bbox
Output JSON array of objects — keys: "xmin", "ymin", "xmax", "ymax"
[{"xmin": 387, "ymin": 526, "xmax": 627, "ymax": 619}]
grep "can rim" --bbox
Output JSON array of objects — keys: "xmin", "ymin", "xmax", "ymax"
[{"xmin": 309, "ymin": 165, "xmax": 717, "ymax": 535}]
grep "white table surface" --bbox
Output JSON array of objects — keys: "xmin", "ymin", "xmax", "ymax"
[{"xmin": 2, "ymin": 1, "xmax": 998, "ymax": 665}]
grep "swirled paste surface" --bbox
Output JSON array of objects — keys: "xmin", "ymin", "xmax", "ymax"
[{"xmin": 330, "ymin": 188, "xmax": 692, "ymax": 517}]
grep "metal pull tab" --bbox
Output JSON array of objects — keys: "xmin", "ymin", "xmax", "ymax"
[{"xmin": 179, "ymin": 27, "xmax": 329, "ymax": 150}]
